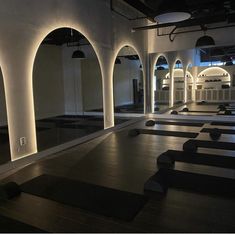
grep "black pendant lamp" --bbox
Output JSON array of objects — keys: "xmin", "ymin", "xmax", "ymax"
[
  {"xmin": 72, "ymin": 50, "xmax": 85, "ymax": 59},
  {"xmin": 195, "ymin": 35, "xmax": 215, "ymax": 48}
]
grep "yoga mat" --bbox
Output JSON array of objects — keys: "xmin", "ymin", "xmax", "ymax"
[
  {"xmin": 138, "ymin": 129, "xmax": 198, "ymax": 138},
  {"xmin": 158, "ymin": 150, "xmax": 235, "ymax": 169},
  {"xmin": 155, "ymin": 121, "xmax": 204, "ymax": 127},
  {"xmin": 184, "ymin": 139, "xmax": 235, "ymax": 151},
  {"xmin": 21, "ymin": 174, "xmax": 148, "ymax": 221},
  {"xmin": 211, "ymin": 122, "xmax": 235, "ymax": 127},
  {"xmin": 0, "ymin": 215, "xmax": 45, "ymax": 233},
  {"xmin": 201, "ymin": 128, "xmax": 235, "ymax": 135}
]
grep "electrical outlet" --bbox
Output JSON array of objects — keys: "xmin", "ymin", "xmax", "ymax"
[{"xmin": 20, "ymin": 137, "xmax": 27, "ymax": 146}]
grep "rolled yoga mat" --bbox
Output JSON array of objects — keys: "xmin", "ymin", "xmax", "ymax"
[
  {"xmin": 152, "ymin": 121, "xmax": 204, "ymax": 127},
  {"xmin": 129, "ymin": 129, "xmax": 199, "ymax": 138}
]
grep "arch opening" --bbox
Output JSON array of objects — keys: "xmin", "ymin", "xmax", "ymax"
[
  {"xmin": 113, "ymin": 46, "xmax": 144, "ymax": 121},
  {"xmin": 173, "ymin": 60, "xmax": 184, "ymax": 106},
  {"xmin": 153, "ymin": 55, "xmax": 170, "ymax": 113},
  {"xmin": 33, "ymin": 27, "xmax": 104, "ymax": 152}
]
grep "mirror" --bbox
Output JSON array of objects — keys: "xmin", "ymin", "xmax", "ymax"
[
  {"xmin": 113, "ymin": 46, "xmax": 144, "ymax": 120},
  {"xmin": 153, "ymin": 55, "xmax": 170, "ymax": 113},
  {"xmin": 33, "ymin": 27, "xmax": 104, "ymax": 152}
]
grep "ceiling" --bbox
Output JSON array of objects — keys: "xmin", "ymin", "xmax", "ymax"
[
  {"xmin": 123, "ymin": 0, "xmax": 235, "ymax": 27},
  {"xmin": 42, "ymin": 28, "xmax": 88, "ymax": 46}
]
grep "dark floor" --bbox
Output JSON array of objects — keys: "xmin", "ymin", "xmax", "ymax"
[
  {"xmin": 166, "ymin": 102, "xmax": 235, "ymax": 116},
  {"xmin": 0, "ymin": 116, "xmax": 235, "ymax": 232},
  {"xmin": 0, "ymin": 115, "xmax": 132, "ymax": 165}
]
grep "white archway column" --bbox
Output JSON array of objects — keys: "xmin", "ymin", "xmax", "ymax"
[
  {"xmin": 183, "ymin": 67, "xmax": 188, "ymax": 103},
  {"xmin": 144, "ymin": 53, "xmax": 151, "ymax": 114},
  {"xmin": 150, "ymin": 54, "xmax": 157, "ymax": 113},
  {"xmin": 169, "ymin": 66, "xmax": 174, "ymax": 107},
  {"xmin": 192, "ymin": 66, "xmax": 198, "ymax": 102},
  {"xmin": 96, "ymin": 46, "xmax": 114, "ymax": 129},
  {"xmin": 2, "ymin": 52, "xmax": 37, "ymax": 161}
]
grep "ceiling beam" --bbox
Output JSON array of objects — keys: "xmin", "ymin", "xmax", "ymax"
[{"xmin": 122, "ymin": 0, "xmax": 156, "ymax": 22}]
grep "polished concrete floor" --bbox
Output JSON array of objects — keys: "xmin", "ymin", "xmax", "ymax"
[{"xmin": 0, "ymin": 115, "xmax": 235, "ymax": 232}]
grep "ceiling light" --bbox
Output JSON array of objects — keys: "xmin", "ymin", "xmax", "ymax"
[
  {"xmin": 153, "ymin": 0, "xmax": 191, "ymax": 23},
  {"xmin": 155, "ymin": 12, "xmax": 191, "ymax": 23},
  {"xmin": 195, "ymin": 35, "xmax": 215, "ymax": 48},
  {"xmin": 72, "ymin": 50, "xmax": 85, "ymax": 59}
]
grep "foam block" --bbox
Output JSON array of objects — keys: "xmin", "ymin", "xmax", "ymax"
[
  {"xmin": 171, "ymin": 110, "xmax": 178, "ymax": 115},
  {"xmin": 0, "ymin": 182, "xmax": 21, "ymax": 199},
  {"xmin": 182, "ymin": 107, "xmax": 189, "ymax": 112},
  {"xmin": 183, "ymin": 140, "xmax": 197, "ymax": 152},
  {"xmin": 157, "ymin": 153, "xmax": 174, "ymax": 166},
  {"xmin": 209, "ymin": 128, "xmax": 221, "ymax": 141},
  {"xmin": 145, "ymin": 120, "xmax": 156, "ymax": 127}
]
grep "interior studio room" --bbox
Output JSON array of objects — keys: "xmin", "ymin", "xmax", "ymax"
[{"xmin": 1, "ymin": 0, "xmax": 235, "ymax": 233}]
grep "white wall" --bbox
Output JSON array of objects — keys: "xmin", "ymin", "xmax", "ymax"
[
  {"xmin": 81, "ymin": 59, "xmax": 103, "ymax": 111},
  {"xmin": 0, "ymin": 0, "xmax": 147, "ymax": 160},
  {"xmin": 113, "ymin": 58, "xmax": 141, "ymax": 106},
  {"xmin": 148, "ymin": 24, "xmax": 235, "ymax": 53},
  {"xmin": 33, "ymin": 45, "xmax": 65, "ymax": 119},
  {"xmin": 62, "ymin": 45, "xmax": 83, "ymax": 114}
]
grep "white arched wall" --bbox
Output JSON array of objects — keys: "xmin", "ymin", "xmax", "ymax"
[
  {"xmin": 185, "ymin": 63, "xmax": 193, "ymax": 102},
  {"xmin": 151, "ymin": 53, "xmax": 169, "ymax": 113},
  {"xmin": 32, "ymin": 26, "xmax": 105, "ymax": 121},
  {"xmin": 112, "ymin": 43, "xmax": 146, "ymax": 118},
  {"xmin": 0, "ymin": 0, "xmax": 147, "ymax": 161}
]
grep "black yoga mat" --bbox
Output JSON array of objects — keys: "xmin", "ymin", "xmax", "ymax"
[
  {"xmin": 155, "ymin": 121, "xmax": 204, "ymax": 127},
  {"xmin": 185, "ymin": 139, "xmax": 235, "ymax": 151},
  {"xmin": 201, "ymin": 128, "xmax": 235, "ymax": 135},
  {"xmin": 181, "ymin": 110, "xmax": 218, "ymax": 113},
  {"xmin": 149, "ymin": 168, "xmax": 235, "ymax": 197},
  {"xmin": 138, "ymin": 129, "xmax": 198, "ymax": 138},
  {"xmin": 21, "ymin": 174, "xmax": 148, "ymax": 221},
  {"xmin": 211, "ymin": 121, "xmax": 235, "ymax": 126},
  {"xmin": 0, "ymin": 215, "xmax": 45, "ymax": 233},
  {"xmin": 158, "ymin": 150, "xmax": 235, "ymax": 169}
]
